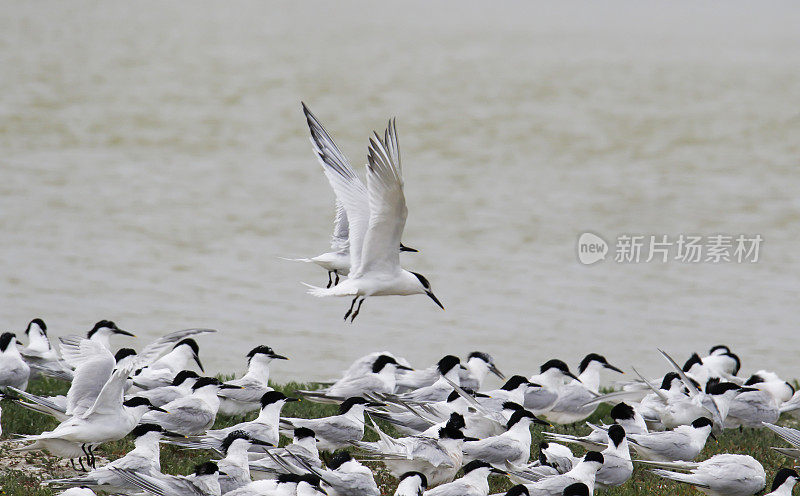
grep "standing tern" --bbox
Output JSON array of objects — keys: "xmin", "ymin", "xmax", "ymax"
[
  {"xmin": 543, "ymin": 354, "xmax": 622, "ymax": 425},
  {"xmin": 298, "ymin": 354, "xmax": 412, "ymax": 402},
  {"xmin": 423, "ymin": 460, "xmax": 506, "ymax": 496},
  {"xmin": 515, "ymin": 451, "xmax": 604, "ymax": 496},
  {"xmin": 0, "ymin": 332, "xmax": 30, "ymax": 390},
  {"xmin": 130, "ymin": 338, "xmax": 206, "ymax": 390},
  {"xmin": 280, "ymin": 396, "xmax": 379, "ymax": 451},
  {"xmin": 395, "ymin": 472, "xmax": 428, "ymax": 496},
  {"xmin": 643, "ymin": 454, "xmax": 766, "ymax": 495},
  {"xmin": 765, "ymin": 468, "xmax": 799, "ymax": 496},
  {"xmin": 44, "ymin": 423, "xmax": 185, "ymax": 493},
  {"xmin": 627, "ymin": 417, "xmax": 715, "ymax": 461},
  {"xmin": 394, "ymin": 355, "xmax": 463, "ymax": 404},
  {"xmin": 218, "ymin": 345, "xmax": 288, "ymax": 416},
  {"xmin": 460, "ymin": 352, "xmax": 506, "ymax": 390},
  {"xmin": 134, "ymin": 370, "xmax": 200, "ymax": 407},
  {"xmin": 216, "ymin": 431, "xmax": 275, "ymax": 493},
  {"xmin": 288, "ymin": 103, "xmax": 418, "ymax": 289},
  {"xmin": 303, "ymin": 114, "xmax": 443, "ymax": 321},
  {"xmin": 463, "ymin": 410, "xmax": 548, "ymax": 467},
  {"xmin": 250, "ymin": 427, "xmax": 322, "ymax": 480},
  {"xmin": 111, "ymin": 460, "xmax": 225, "ymax": 496}
]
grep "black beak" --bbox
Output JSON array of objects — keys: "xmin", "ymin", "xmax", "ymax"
[
  {"xmin": 474, "ymin": 391, "xmax": 491, "ymax": 398},
  {"xmin": 399, "ymin": 243, "xmax": 418, "ymax": 253},
  {"xmin": 220, "ymin": 384, "xmax": 244, "ymax": 390},
  {"xmin": 193, "ymin": 354, "xmax": 205, "ymax": 372},
  {"xmin": 463, "ymin": 436, "xmax": 480, "ymax": 442},
  {"xmin": 426, "ymin": 291, "xmax": 444, "ymax": 310},
  {"xmin": 251, "ymin": 439, "xmax": 275, "ymax": 447},
  {"xmin": 567, "ymin": 371, "xmax": 581, "ymax": 382},
  {"xmin": 285, "ymin": 397, "xmax": 301, "ymax": 402},
  {"xmin": 164, "ymin": 431, "xmax": 186, "ymax": 438},
  {"xmin": 532, "ymin": 415, "xmax": 551, "ymax": 426},
  {"xmin": 218, "ymin": 471, "xmax": 228, "ymax": 476},
  {"xmin": 710, "ymin": 432, "xmax": 717, "ymax": 441},
  {"xmin": 604, "ymin": 363, "xmax": 625, "ymax": 374},
  {"xmin": 397, "ymin": 364, "xmax": 414, "ymax": 371},
  {"xmin": 367, "ymin": 402, "xmax": 386, "ymax": 407},
  {"xmin": 270, "ymin": 354, "xmax": 289, "ymax": 361},
  {"xmin": 491, "ymin": 468, "xmax": 507, "ymax": 475},
  {"xmin": 489, "ymin": 364, "xmax": 505, "ymax": 380},
  {"xmin": 114, "ymin": 329, "xmax": 136, "ymax": 337},
  {"xmin": 152, "ymin": 406, "xmax": 169, "ymax": 413}
]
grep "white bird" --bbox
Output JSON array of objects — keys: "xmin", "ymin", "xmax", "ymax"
[
  {"xmin": 763, "ymin": 422, "xmax": 800, "ymax": 460},
  {"xmin": 298, "ymin": 354, "xmax": 412, "ymax": 402},
  {"xmin": 765, "ymin": 468, "xmax": 799, "ymax": 496},
  {"xmin": 60, "ymin": 320, "xmax": 136, "ymax": 354},
  {"xmin": 525, "ymin": 361, "xmax": 578, "ymax": 415},
  {"xmin": 460, "ymin": 352, "xmax": 506, "ymax": 390},
  {"xmin": 281, "ymin": 396, "xmax": 378, "ymax": 451},
  {"xmin": 134, "ymin": 370, "xmax": 200, "ymax": 407},
  {"xmin": 424, "ymin": 460, "xmax": 505, "ymax": 496},
  {"xmin": 593, "ymin": 425, "xmax": 633, "ymax": 489},
  {"xmin": 250, "ymin": 427, "xmax": 322, "ymax": 480},
  {"xmin": 463, "ymin": 410, "xmax": 548, "ymax": 467},
  {"xmin": 303, "ymin": 114, "xmax": 443, "ymax": 321},
  {"xmin": 627, "ymin": 417, "xmax": 715, "ymax": 461},
  {"xmin": 354, "ymin": 424, "xmax": 474, "ymax": 486},
  {"xmin": 543, "ymin": 354, "xmax": 623, "ymax": 425},
  {"xmin": 111, "ymin": 460, "xmax": 224, "ymax": 496},
  {"xmin": 218, "ymin": 345, "xmax": 288, "ymax": 416},
  {"xmin": 130, "ymin": 338, "xmax": 206, "ymax": 391},
  {"xmin": 284, "ymin": 451, "xmax": 380, "ymax": 496},
  {"xmin": 44, "ymin": 423, "xmax": 184, "ymax": 493},
  {"xmin": 20, "ymin": 318, "xmax": 62, "ymax": 378},
  {"xmin": 140, "ymin": 376, "xmax": 241, "ymax": 436},
  {"xmin": 288, "ymin": 103, "xmax": 418, "ymax": 290},
  {"xmin": 224, "ymin": 473, "xmax": 325, "ymax": 496},
  {"xmin": 544, "ymin": 402, "xmax": 647, "ymax": 450},
  {"xmin": 0, "ymin": 332, "xmax": 30, "ymax": 390},
  {"xmin": 216, "ymin": 431, "xmax": 274, "ymax": 493},
  {"xmin": 743, "ymin": 371, "xmax": 796, "ymax": 405},
  {"xmin": 393, "ymin": 355, "xmax": 464, "ymax": 404},
  {"xmin": 55, "ymin": 488, "xmax": 97, "ymax": 496},
  {"xmin": 517, "ymin": 451, "xmax": 604, "ymax": 496},
  {"xmin": 169, "ymin": 391, "xmax": 297, "ymax": 453},
  {"xmin": 644, "ymin": 454, "xmax": 766, "ymax": 496},
  {"xmin": 395, "ymin": 471, "xmax": 428, "ymax": 496}
]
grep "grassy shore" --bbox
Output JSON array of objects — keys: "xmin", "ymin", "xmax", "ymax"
[{"xmin": 1, "ymin": 377, "xmax": 798, "ymax": 496}]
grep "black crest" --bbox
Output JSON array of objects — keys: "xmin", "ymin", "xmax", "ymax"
[
  {"xmin": 578, "ymin": 353, "xmax": 607, "ymax": 374},
  {"xmin": 26, "ymin": 318, "xmax": 47, "ymax": 335},
  {"xmin": 327, "ymin": 451, "xmax": 353, "ymax": 470},
  {"xmin": 410, "ymin": 271, "xmax": 431, "ymax": 289},
  {"xmin": 610, "ymin": 402, "xmax": 635, "ymax": 421},
  {"xmin": 194, "ymin": 461, "xmax": 219, "ymax": 476},
  {"xmin": 171, "ymin": 370, "xmax": 200, "ymax": 386},
  {"xmin": 174, "ymin": 338, "xmax": 200, "ymax": 355},
  {"xmin": 0, "ymin": 332, "xmax": 16, "ymax": 351},
  {"xmin": 339, "ymin": 396, "xmax": 369, "ymax": 414}
]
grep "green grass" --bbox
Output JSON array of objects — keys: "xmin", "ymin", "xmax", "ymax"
[{"xmin": 2, "ymin": 378, "xmax": 798, "ymax": 496}]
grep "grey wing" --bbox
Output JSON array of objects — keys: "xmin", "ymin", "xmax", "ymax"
[
  {"xmin": 528, "ymin": 474, "xmax": 578, "ymax": 496},
  {"xmin": 357, "ymin": 125, "xmax": 407, "ymax": 276},
  {"xmin": 66, "ymin": 354, "xmax": 115, "ymax": 417},
  {"xmin": 137, "ymin": 328, "xmax": 216, "ymax": 366},
  {"xmin": 551, "ymin": 385, "xmax": 596, "ymax": 413},
  {"xmin": 426, "ymin": 480, "xmax": 473, "ymax": 496},
  {"xmin": 301, "ymin": 416, "xmax": 362, "ymax": 442},
  {"xmin": 630, "ymin": 431, "xmax": 690, "ymax": 460},
  {"xmin": 407, "ymin": 438, "xmax": 455, "ymax": 468},
  {"xmin": 464, "ymin": 438, "xmax": 524, "ymax": 464},
  {"xmin": 219, "ymin": 378, "xmax": 270, "ymax": 403},
  {"xmin": 524, "ymin": 388, "xmax": 559, "ymax": 411},
  {"xmin": 329, "ymin": 374, "xmax": 383, "ymax": 397}
]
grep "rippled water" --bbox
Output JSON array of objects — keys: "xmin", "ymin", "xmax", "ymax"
[{"xmin": 2, "ymin": 1, "xmax": 799, "ymax": 383}]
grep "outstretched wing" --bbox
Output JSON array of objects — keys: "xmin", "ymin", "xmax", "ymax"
[
  {"xmin": 356, "ymin": 120, "xmax": 407, "ymax": 277},
  {"xmin": 62, "ymin": 339, "xmax": 115, "ymax": 417},
  {"xmin": 302, "ymin": 103, "xmax": 368, "ymax": 256}
]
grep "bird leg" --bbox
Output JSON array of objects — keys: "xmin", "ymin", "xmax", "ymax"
[
  {"xmin": 88, "ymin": 445, "xmax": 96, "ymax": 468},
  {"xmin": 334, "ymin": 271, "xmax": 340, "ymax": 285},
  {"xmin": 326, "ymin": 272, "xmax": 333, "ymax": 289},
  {"xmin": 350, "ymin": 298, "xmax": 366, "ymax": 322},
  {"xmin": 70, "ymin": 458, "xmax": 78, "ymax": 471},
  {"xmin": 343, "ymin": 296, "xmax": 359, "ymax": 320}
]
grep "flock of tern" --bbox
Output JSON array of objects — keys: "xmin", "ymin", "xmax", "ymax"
[{"xmin": 1, "ymin": 317, "xmax": 800, "ymax": 496}]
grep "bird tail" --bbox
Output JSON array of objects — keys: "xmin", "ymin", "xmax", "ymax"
[
  {"xmin": 279, "ymin": 256, "xmax": 313, "ymax": 263},
  {"xmin": 5, "ymin": 387, "xmax": 67, "ymax": 419},
  {"xmin": 650, "ymin": 469, "xmax": 708, "ymax": 488},
  {"xmin": 302, "ymin": 282, "xmax": 357, "ymax": 297},
  {"xmin": 543, "ymin": 432, "xmax": 605, "ymax": 450},
  {"xmin": 635, "ymin": 459, "xmax": 699, "ymax": 470}
]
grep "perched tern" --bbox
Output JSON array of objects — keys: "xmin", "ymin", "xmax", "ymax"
[
  {"xmin": 463, "ymin": 410, "xmax": 548, "ymax": 467},
  {"xmin": 111, "ymin": 460, "xmax": 225, "ymax": 496},
  {"xmin": 281, "ymin": 396, "xmax": 377, "ymax": 451},
  {"xmin": 644, "ymin": 454, "xmax": 766, "ymax": 495},
  {"xmin": 395, "ymin": 471, "xmax": 428, "ymax": 496},
  {"xmin": 423, "ymin": 460, "xmax": 505, "ymax": 496},
  {"xmin": 0, "ymin": 332, "xmax": 30, "ymax": 390},
  {"xmin": 627, "ymin": 417, "xmax": 714, "ymax": 461},
  {"xmin": 765, "ymin": 468, "xmax": 799, "ymax": 496},
  {"xmin": 218, "ymin": 345, "xmax": 288, "ymax": 416}
]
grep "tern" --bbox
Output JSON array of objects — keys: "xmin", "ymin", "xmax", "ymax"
[
  {"xmin": 111, "ymin": 460, "xmax": 225, "ymax": 496},
  {"xmin": 303, "ymin": 114, "xmax": 443, "ymax": 321},
  {"xmin": 140, "ymin": 376, "xmax": 240, "ymax": 435},
  {"xmin": 463, "ymin": 410, "xmax": 548, "ymax": 467},
  {"xmin": 395, "ymin": 472, "xmax": 428, "ymax": 496},
  {"xmin": 298, "ymin": 354, "xmax": 412, "ymax": 402},
  {"xmin": 516, "ymin": 451, "xmax": 604, "ymax": 496},
  {"xmin": 250, "ymin": 427, "xmax": 322, "ymax": 480},
  {"xmin": 394, "ymin": 355, "xmax": 464, "ymax": 404},
  {"xmin": 289, "ymin": 103, "xmax": 418, "ymax": 289},
  {"xmin": 130, "ymin": 338, "xmax": 206, "ymax": 390},
  {"xmin": 643, "ymin": 454, "xmax": 766, "ymax": 495},
  {"xmin": 44, "ymin": 423, "xmax": 185, "ymax": 493},
  {"xmin": 281, "ymin": 396, "xmax": 378, "ymax": 451},
  {"xmin": 765, "ymin": 468, "xmax": 799, "ymax": 496},
  {"xmin": 134, "ymin": 370, "xmax": 200, "ymax": 407},
  {"xmin": 543, "ymin": 354, "xmax": 622, "ymax": 425},
  {"xmin": 460, "ymin": 352, "xmax": 506, "ymax": 390},
  {"xmin": 423, "ymin": 460, "xmax": 506, "ymax": 496},
  {"xmin": 218, "ymin": 345, "xmax": 288, "ymax": 416},
  {"xmin": 0, "ymin": 332, "xmax": 30, "ymax": 390},
  {"xmin": 627, "ymin": 417, "xmax": 715, "ymax": 461},
  {"xmin": 216, "ymin": 431, "xmax": 275, "ymax": 493}
]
